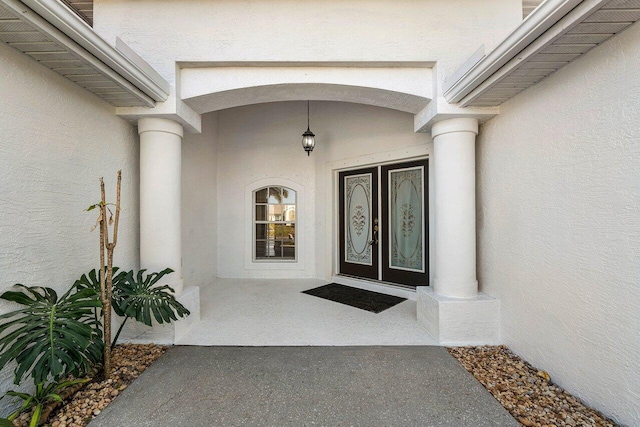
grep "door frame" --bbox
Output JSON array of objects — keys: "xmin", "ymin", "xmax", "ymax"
[{"xmin": 324, "ymin": 144, "xmax": 433, "ymax": 288}]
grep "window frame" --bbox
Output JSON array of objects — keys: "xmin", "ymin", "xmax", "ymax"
[{"xmin": 252, "ymin": 186, "xmax": 298, "ymax": 263}]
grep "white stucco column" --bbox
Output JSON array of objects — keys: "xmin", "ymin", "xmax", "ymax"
[
  {"xmin": 138, "ymin": 118, "xmax": 183, "ymax": 294},
  {"xmin": 432, "ymin": 118, "xmax": 479, "ymax": 299},
  {"xmin": 417, "ymin": 117, "xmax": 498, "ymax": 345}
]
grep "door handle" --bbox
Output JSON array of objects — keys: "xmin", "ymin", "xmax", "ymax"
[{"xmin": 369, "ymin": 218, "xmax": 379, "ymax": 246}]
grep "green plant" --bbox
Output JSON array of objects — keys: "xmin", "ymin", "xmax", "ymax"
[
  {"xmin": 111, "ymin": 268, "xmax": 190, "ymax": 349},
  {"xmin": 74, "ymin": 267, "xmax": 125, "ymax": 296},
  {"xmin": 74, "ymin": 267, "xmax": 190, "ymax": 349},
  {"xmin": 1, "ymin": 378, "xmax": 88, "ymax": 427},
  {"xmin": 0, "ymin": 285, "xmax": 103, "ymax": 385},
  {"xmin": 74, "ymin": 267, "xmax": 126, "ymax": 325}
]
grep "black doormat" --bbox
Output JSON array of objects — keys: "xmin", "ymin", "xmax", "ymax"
[{"xmin": 302, "ymin": 283, "xmax": 407, "ymax": 313}]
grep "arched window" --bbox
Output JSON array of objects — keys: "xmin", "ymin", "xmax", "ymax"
[{"xmin": 254, "ymin": 186, "xmax": 296, "ymax": 261}]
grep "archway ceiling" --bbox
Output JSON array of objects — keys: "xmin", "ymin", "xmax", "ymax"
[
  {"xmin": 179, "ymin": 65, "xmax": 432, "ymax": 114},
  {"xmin": 183, "ymin": 83, "xmax": 430, "ymax": 114}
]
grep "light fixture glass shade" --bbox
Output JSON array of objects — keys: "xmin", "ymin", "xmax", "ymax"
[{"xmin": 302, "ymin": 128, "xmax": 315, "ymax": 156}]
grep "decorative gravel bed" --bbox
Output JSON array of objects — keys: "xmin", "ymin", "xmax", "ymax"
[
  {"xmin": 13, "ymin": 344, "xmax": 167, "ymax": 427},
  {"xmin": 448, "ymin": 346, "xmax": 618, "ymax": 427}
]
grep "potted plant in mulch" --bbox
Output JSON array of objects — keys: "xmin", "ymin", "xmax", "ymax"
[{"xmin": 0, "ymin": 172, "xmax": 189, "ymax": 426}]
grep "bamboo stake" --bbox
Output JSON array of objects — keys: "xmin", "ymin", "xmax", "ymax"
[
  {"xmin": 105, "ymin": 171, "xmax": 121, "ymax": 353},
  {"xmin": 98, "ymin": 184, "xmax": 106, "ymax": 308},
  {"xmin": 98, "ymin": 178, "xmax": 111, "ymax": 378}
]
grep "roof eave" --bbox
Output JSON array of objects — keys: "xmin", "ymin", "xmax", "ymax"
[
  {"xmin": 19, "ymin": 0, "xmax": 170, "ymax": 102},
  {"xmin": 444, "ymin": 0, "xmax": 586, "ymax": 104}
]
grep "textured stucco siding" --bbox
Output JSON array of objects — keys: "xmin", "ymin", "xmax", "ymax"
[
  {"xmin": 182, "ymin": 112, "xmax": 218, "ymax": 286},
  {"xmin": 92, "ymin": 0, "xmax": 521, "ymax": 85},
  {"xmin": 0, "ymin": 42, "xmax": 138, "ymax": 409},
  {"xmin": 476, "ymin": 22, "xmax": 640, "ymax": 426}
]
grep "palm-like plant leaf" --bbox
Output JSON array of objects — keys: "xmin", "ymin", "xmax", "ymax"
[
  {"xmin": 74, "ymin": 267, "xmax": 126, "ymax": 317},
  {"xmin": 113, "ymin": 269, "xmax": 190, "ymax": 327},
  {"xmin": 74, "ymin": 267, "xmax": 126, "ymax": 295},
  {"xmin": 0, "ymin": 285, "xmax": 103, "ymax": 385}
]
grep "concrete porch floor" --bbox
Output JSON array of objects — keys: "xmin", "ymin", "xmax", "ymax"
[{"xmin": 177, "ymin": 278, "xmax": 437, "ymax": 346}]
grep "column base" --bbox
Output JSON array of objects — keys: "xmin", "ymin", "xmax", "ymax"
[
  {"xmin": 417, "ymin": 287, "xmax": 500, "ymax": 346},
  {"xmin": 113, "ymin": 285, "xmax": 201, "ymax": 345}
]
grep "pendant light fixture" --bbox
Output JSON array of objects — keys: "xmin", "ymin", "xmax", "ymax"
[{"xmin": 301, "ymin": 100, "xmax": 315, "ymax": 156}]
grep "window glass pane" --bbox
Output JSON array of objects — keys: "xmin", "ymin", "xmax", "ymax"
[
  {"xmin": 268, "ymin": 205, "xmax": 283, "ymax": 221},
  {"xmin": 282, "ymin": 205, "xmax": 296, "ymax": 221},
  {"xmin": 283, "ymin": 224, "xmax": 295, "ymax": 242},
  {"xmin": 274, "ymin": 224, "xmax": 285, "ymax": 239},
  {"xmin": 283, "ymin": 246, "xmax": 295, "ymax": 259},
  {"xmin": 275, "ymin": 240, "xmax": 283, "ymax": 258},
  {"xmin": 255, "ymin": 239, "xmax": 278, "ymax": 258},
  {"xmin": 267, "ymin": 187, "xmax": 281, "ymax": 204},
  {"xmin": 256, "ymin": 224, "xmax": 268, "ymax": 240},
  {"xmin": 255, "ymin": 205, "xmax": 267, "ymax": 221},
  {"xmin": 267, "ymin": 239, "xmax": 277, "ymax": 257},
  {"xmin": 281, "ymin": 188, "xmax": 296, "ymax": 204},
  {"xmin": 283, "ymin": 225, "xmax": 295, "ymax": 259},
  {"xmin": 255, "ymin": 188, "xmax": 268, "ymax": 203},
  {"xmin": 255, "ymin": 240, "xmax": 267, "ymax": 258}
]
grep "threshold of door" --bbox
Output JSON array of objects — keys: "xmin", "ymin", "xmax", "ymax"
[{"xmin": 332, "ymin": 274, "xmax": 417, "ymax": 301}]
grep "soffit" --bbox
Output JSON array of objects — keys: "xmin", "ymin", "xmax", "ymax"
[
  {"xmin": 0, "ymin": 2, "xmax": 153, "ymax": 107},
  {"xmin": 459, "ymin": 0, "xmax": 640, "ymax": 107},
  {"xmin": 60, "ymin": 0, "xmax": 93, "ymax": 26},
  {"xmin": 524, "ymin": 0, "xmax": 545, "ymax": 18}
]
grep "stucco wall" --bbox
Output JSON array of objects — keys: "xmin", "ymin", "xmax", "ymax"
[
  {"xmin": 215, "ymin": 101, "xmax": 431, "ymax": 279},
  {"xmin": 92, "ymin": 0, "xmax": 521, "ymax": 86},
  {"xmin": 476, "ymin": 22, "xmax": 640, "ymax": 425},
  {"xmin": 182, "ymin": 112, "xmax": 218, "ymax": 286},
  {"xmin": 0, "ymin": 43, "xmax": 138, "ymax": 408}
]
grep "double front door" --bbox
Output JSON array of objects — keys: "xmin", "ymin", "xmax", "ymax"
[{"xmin": 339, "ymin": 159, "xmax": 428, "ymax": 287}]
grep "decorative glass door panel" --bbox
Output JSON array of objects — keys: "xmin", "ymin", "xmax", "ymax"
[
  {"xmin": 345, "ymin": 173, "xmax": 373, "ymax": 265},
  {"xmin": 389, "ymin": 167, "xmax": 424, "ymax": 272},
  {"xmin": 381, "ymin": 160, "xmax": 428, "ymax": 286},
  {"xmin": 339, "ymin": 167, "xmax": 378, "ymax": 280}
]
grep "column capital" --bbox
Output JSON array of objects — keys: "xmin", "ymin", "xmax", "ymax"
[
  {"xmin": 138, "ymin": 117, "xmax": 184, "ymax": 138},
  {"xmin": 431, "ymin": 117, "xmax": 478, "ymax": 139}
]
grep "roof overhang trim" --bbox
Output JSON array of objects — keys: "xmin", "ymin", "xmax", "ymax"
[
  {"xmin": 20, "ymin": 0, "xmax": 170, "ymax": 101},
  {"xmin": 444, "ymin": 0, "xmax": 584, "ymax": 104}
]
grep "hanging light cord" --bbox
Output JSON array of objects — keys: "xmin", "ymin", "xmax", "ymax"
[{"xmin": 307, "ymin": 100, "xmax": 310, "ymax": 129}]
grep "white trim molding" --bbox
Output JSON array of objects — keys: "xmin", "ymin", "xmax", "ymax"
[
  {"xmin": 21, "ymin": 0, "xmax": 170, "ymax": 101},
  {"xmin": 443, "ymin": 0, "xmax": 640, "ymax": 107},
  {"xmin": 0, "ymin": 0, "xmax": 170, "ymax": 107},
  {"xmin": 444, "ymin": 0, "xmax": 583, "ymax": 103}
]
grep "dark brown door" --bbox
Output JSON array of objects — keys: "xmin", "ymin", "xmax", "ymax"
[
  {"xmin": 381, "ymin": 159, "xmax": 429, "ymax": 286},
  {"xmin": 339, "ymin": 167, "xmax": 379, "ymax": 280}
]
